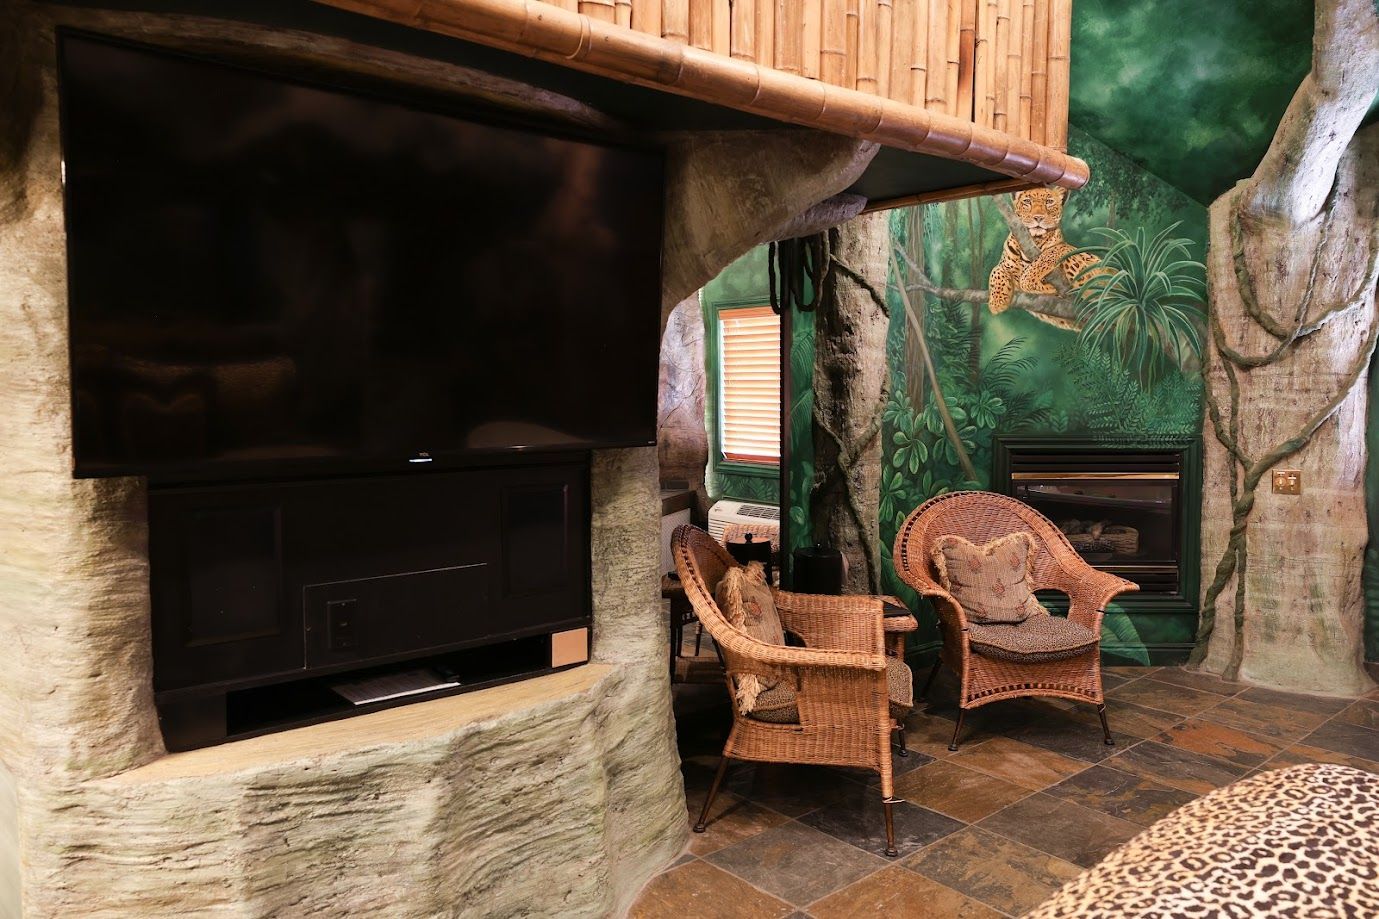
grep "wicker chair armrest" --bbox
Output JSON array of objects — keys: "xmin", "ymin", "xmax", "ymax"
[
  {"xmin": 878, "ymin": 595, "xmax": 919, "ymax": 635},
  {"xmin": 1061, "ymin": 565, "xmax": 1139, "ymax": 630},
  {"xmin": 771, "ymin": 590, "xmax": 886, "ymax": 654},
  {"xmin": 715, "ymin": 623, "xmax": 887, "ymax": 673}
]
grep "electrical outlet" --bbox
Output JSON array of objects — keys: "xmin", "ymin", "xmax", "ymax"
[{"xmin": 1272, "ymin": 469, "xmax": 1302, "ymax": 495}]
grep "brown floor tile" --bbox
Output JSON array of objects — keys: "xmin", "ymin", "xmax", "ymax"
[
  {"xmin": 1301, "ymin": 720, "xmax": 1379, "ymax": 762},
  {"xmin": 1147, "ymin": 666, "xmax": 1245, "ymax": 696},
  {"xmin": 892, "ymin": 759, "xmax": 1031, "ymax": 823},
  {"xmin": 1001, "ymin": 709, "xmax": 1122, "ymax": 763},
  {"xmin": 1104, "ymin": 740, "xmax": 1248, "ymax": 795},
  {"xmin": 1067, "ymin": 700, "xmax": 1182, "ymax": 740},
  {"xmin": 1261, "ymin": 743, "xmax": 1379, "ymax": 773},
  {"xmin": 1197, "ymin": 696, "xmax": 1331, "ymax": 744},
  {"xmin": 1045, "ymin": 763, "xmax": 1197, "ymax": 827},
  {"xmin": 685, "ymin": 788, "xmax": 793, "ymax": 856},
  {"xmin": 1152, "ymin": 718, "xmax": 1284, "ymax": 769},
  {"xmin": 904, "ymin": 826, "xmax": 1082, "ymax": 916},
  {"xmin": 1333, "ymin": 700, "xmax": 1379, "ymax": 732},
  {"xmin": 1104, "ymin": 666, "xmax": 1160, "ymax": 677},
  {"xmin": 807, "ymin": 866, "xmax": 1004, "ymax": 919},
  {"xmin": 705, "ymin": 821, "xmax": 886, "ymax": 907},
  {"xmin": 902, "ymin": 712, "xmax": 982, "ymax": 758},
  {"xmin": 978, "ymin": 793, "xmax": 1143, "ymax": 868},
  {"xmin": 1105, "ymin": 679, "xmax": 1221, "ymax": 717},
  {"xmin": 629, "ymin": 859, "xmax": 794, "ymax": 919},
  {"xmin": 799, "ymin": 782, "xmax": 965, "ymax": 858},
  {"xmin": 1237, "ymin": 686, "xmax": 1355, "ymax": 716},
  {"xmin": 953, "ymin": 736, "xmax": 1089, "ymax": 791},
  {"xmin": 723, "ymin": 763, "xmax": 860, "ymax": 818}
]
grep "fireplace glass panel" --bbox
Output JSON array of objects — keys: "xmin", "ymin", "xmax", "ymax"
[{"xmin": 1012, "ymin": 471, "xmax": 1181, "ymax": 593}]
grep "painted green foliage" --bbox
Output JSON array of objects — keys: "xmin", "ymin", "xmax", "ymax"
[{"xmin": 874, "ymin": 130, "xmax": 1208, "ymax": 662}]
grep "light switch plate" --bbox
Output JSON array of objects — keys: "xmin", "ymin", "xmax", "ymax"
[{"xmin": 1272, "ymin": 469, "xmax": 1302, "ymax": 495}]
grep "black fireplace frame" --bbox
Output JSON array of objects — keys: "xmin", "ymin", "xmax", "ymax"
[{"xmin": 993, "ymin": 434, "xmax": 1202, "ymax": 662}]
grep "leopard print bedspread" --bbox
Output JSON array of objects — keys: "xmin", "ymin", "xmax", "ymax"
[{"xmin": 1025, "ymin": 764, "xmax": 1379, "ymax": 918}]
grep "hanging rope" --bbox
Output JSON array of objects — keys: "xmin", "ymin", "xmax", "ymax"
[{"xmin": 768, "ymin": 232, "xmax": 832, "ymax": 315}]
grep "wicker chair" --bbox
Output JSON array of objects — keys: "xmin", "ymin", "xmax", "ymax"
[
  {"xmin": 672, "ymin": 525, "xmax": 917, "ymax": 856},
  {"xmin": 892, "ymin": 492, "xmax": 1138, "ymax": 752}
]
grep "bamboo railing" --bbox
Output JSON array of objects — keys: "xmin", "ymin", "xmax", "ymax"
[{"xmin": 315, "ymin": 0, "xmax": 1087, "ymax": 197}]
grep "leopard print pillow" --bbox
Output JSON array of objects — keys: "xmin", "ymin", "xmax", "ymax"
[{"xmin": 931, "ymin": 531, "xmax": 1042, "ymax": 624}]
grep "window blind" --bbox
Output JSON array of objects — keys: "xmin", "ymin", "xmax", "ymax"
[{"xmin": 719, "ymin": 305, "xmax": 780, "ymax": 465}]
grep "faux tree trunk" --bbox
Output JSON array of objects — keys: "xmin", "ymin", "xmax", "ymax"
[
  {"xmin": 656, "ymin": 293, "xmax": 709, "ymax": 514},
  {"xmin": 1193, "ymin": 0, "xmax": 1379, "ymax": 694},
  {"xmin": 811, "ymin": 211, "xmax": 891, "ymax": 593}
]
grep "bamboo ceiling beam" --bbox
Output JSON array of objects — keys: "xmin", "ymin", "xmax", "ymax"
[{"xmin": 311, "ymin": 0, "xmax": 1089, "ymax": 190}]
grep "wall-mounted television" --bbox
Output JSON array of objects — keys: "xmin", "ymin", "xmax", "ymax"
[{"xmin": 59, "ymin": 32, "xmax": 664, "ymax": 479}]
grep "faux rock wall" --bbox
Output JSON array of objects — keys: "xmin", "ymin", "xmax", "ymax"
[{"xmin": 0, "ymin": 3, "xmax": 875, "ymax": 916}]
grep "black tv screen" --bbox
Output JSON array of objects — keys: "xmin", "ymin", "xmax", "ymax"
[{"xmin": 59, "ymin": 33, "xmax": 664, "ymax": 478}]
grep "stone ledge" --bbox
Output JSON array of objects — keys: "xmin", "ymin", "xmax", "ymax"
[{"xmin": 112, "ymin": 663, "xmax": 613, "ymax": 783}]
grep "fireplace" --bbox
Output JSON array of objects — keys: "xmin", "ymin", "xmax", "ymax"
[{"xmin": 994, "ymin": 436, "xmax": 1202, "ymax": 631}]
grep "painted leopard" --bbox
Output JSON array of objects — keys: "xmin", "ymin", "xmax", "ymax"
[{"xmin": 987, "ymin": 187, "xmax": 1101, "ymax": 326}]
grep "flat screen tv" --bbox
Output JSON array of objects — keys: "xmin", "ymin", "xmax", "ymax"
[{"xmin": 59, "ymin": 32, "xmax": 665, "ymax": 479}]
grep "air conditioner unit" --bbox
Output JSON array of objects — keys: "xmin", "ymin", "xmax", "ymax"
[{"xmin": 707, "ymin": 500, "xmax": 780, "ymax": 548}]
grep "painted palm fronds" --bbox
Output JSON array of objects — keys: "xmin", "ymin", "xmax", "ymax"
[{"xmin": 1069, "ymin": 223, "xmax": 1206, "ymax": 389}]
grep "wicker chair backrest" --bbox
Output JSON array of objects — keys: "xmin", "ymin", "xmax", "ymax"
[{"xmin": 893, "ymin": 491, "xmax": 1084, "ymax": 595}]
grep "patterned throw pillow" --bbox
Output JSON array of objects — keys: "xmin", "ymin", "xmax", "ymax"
[
  {"xmin": 931, "ymin": 532, "xmax": 1043, "ymax": 624},
  {"xmin": 713, "ymin": 562, "xmax": 789, "ymax": 714}
]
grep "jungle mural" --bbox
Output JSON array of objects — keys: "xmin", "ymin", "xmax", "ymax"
[{"xmin": 786, "ymin": 128, "xmax": 1210, "ymax": 665}]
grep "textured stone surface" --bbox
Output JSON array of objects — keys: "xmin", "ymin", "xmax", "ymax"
[
  {"xmin": 656, "ymin": 295, "xmax": 708, "ymax": 511},
  {"xmin": 0, "ymin": 4, "xmax": 884, "ymax": 915}
]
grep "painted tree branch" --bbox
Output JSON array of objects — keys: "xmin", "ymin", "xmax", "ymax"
[{"xmin": 895, "ymin": 243, "xmax": 1084, "ymax": 330}]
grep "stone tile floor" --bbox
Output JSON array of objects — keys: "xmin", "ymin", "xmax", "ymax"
[{"xmin": 631, "ymin": 661, "xmax": 1379, "ymax": 918}]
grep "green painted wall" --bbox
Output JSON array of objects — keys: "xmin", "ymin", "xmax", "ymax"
[{"xmin": 1069, "ymin": 0, "xmax": 1313, "ymax": 204}]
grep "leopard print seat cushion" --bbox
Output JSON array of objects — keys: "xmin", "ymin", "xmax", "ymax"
[
  {"xmin": 1026, "ymin": 764, "xmax": 1379, "ymax": 919},
  {"xmin": 967, "ymin": 615, "xmax": 1098, "ymax": 664}
]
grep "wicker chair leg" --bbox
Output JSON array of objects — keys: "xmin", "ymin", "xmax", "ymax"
[
  {"xmin": 882, "ymin": 798, "xmax": 899, "ymax": 858},
  {"xmin": 693, "ymin": 755, "xmax": 731, "ymax": 833},
  {"xmin": 919, "ymin": 658, "xmax": 941, "ymax": 700},
  {"xmin": 948, "ymin": 709, "xmax": 966, "ymax": 752},
  {"xmin": 1096, "ymin": 704, "xmax": 1115, "ymax": 746},
  {"xmin": 893, "ymin": 723, "xmax": 909, "ymax": 757}
]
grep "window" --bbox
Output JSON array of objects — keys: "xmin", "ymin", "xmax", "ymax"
[{"xmin": 718, "ymin": 305, "xmax": 780, "ymax": 466}]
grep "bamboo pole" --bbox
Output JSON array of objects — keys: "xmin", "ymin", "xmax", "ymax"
[
  {"xmin": 925, "ymin": 0, "xmax": 946, "ymax": 111},
  {"xmin": 875, "ymin": 0, "xmax": 893, "ymax": 97},
  {"xmin": 889, "ymin": 0, "xmax": 913, "ymax": 104},
  {"xmin": 1029, "ymin": 0, "xmax": 1048, "ymax": 145},
  {"xmin": 312, "ymin": 0, "xmax": 1091, "ymax": 189},
  {"xmin": 1046, "ymin": 0, "xmax": 1070, "ymax": 150},
  {"xmin": 712, "ymin": 0, "xmax": 730, "ymax": 54},
  {"xmin": 549, "ymin": 0, "xmax": 579, "ymax": 12},
  {"xmin": 993, "ymin": 0, "xmax": 1010, "ymax": 131},
  {"xmin": 856, "ymin": 0, "xmax": 878, "ymax": 92},
  {"xmin": 821, "ymin": 0, "xmax": 848, "ymax": 85},
  {"xmin": 845, "ymin": 0, "xmax": 861, "ymax": 90},
  {"xmin": 955, "ymin": 0, "xmax": 975, "ymax": 119},
  {"xmin": 1018, "ymin": 0, "xmax": 1034, "ymax": 139},
  {"xmin": 755, "ymin": 0, "xmax": 776, "ymax": 66},
  {"xmin": 910, "ymin": 0, "xmax": 932, "ymax": 106},
  {"xmin": 731, "ymin": 0, "xmax": 756, "ymax": 59},
  {"xmin": 974, "ymin": 0, "xmax": 996, "ymax": 126},
  {"xmin": 689, "ymin": 0, "xmax": 712, "ymax": 48},
  {"xmin": 629, "ymin": 0, "xmax": 659, "ymax": 33},
  {"xmin": 777, "ymin": 0, "xmax": 803, "ymax": 72},
  {"xmin": 615, "ymin": 0, "xmax": 632, "ymax": 26},
  {"xmin": 1004, "ymin": 0, "xmax": 1022, "ymax": 136},
  {"xmin": 579, "ymin": 0, "xmax": 617, "ymax": 21},
  {"xmin": 802, "ymin": 0, "xmax": 822, "ymax": 78},
  {"xmin": 663, "ymin": 0, "xmax": 690, "ymax": 42},
  {"xmin": 944, "ymin": 0, "xmax": 960, "ymax": 116}
]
